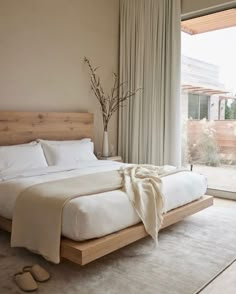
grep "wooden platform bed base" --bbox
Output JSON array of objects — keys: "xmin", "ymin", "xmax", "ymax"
[{"xmin": 0, "ymin": 195, "xmax": 213, "ymax": 266}]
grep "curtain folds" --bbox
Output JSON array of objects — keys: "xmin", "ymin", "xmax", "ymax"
[{"xmin": 119, "ymin": 0, "xmax": 181, "ymax": 167}]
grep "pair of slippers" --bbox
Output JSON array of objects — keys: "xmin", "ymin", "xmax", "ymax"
[{"xmin": 14, "ymin": 264, "xmax": 50, "ymax": 292}]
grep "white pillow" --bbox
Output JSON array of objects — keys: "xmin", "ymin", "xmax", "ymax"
[
  {"xmin": 0, "ymin": 142, "xmax": 48, "ymax": 172},
  {"xmin": 40, "ymin": 140, "xmax": 97, "ymax": 166}
]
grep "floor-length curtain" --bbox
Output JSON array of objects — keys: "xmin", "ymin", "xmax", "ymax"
[{"xmin": 119, "ymin": 0, "xmax": 181, "ymax": 167}]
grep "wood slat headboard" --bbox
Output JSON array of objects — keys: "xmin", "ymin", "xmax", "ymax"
[{"xmin": 0, "ymin": 111, "xmax": 94, "ymax": 146}]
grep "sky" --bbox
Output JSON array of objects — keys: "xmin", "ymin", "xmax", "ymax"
[{"xmin": 182, "ymin": 26, "xmax": 236, "ymax": 95}]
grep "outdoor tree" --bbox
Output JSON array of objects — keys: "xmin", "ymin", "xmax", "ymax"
[{"xmin": 225, "ymin": 99, "xmax": 236, "ymax": 119}]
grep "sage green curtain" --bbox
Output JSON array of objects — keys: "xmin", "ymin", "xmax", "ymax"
[{"xmin": 119, "ymin": 0, "xmax": 181, "ymax": 167}]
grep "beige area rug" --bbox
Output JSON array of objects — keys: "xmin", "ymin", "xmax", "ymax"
[{"xmin": 0, "ymin": 206, "xmax": 236, "ymax": 294}]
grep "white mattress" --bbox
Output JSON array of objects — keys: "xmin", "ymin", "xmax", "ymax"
[{"xmin": 0, "ymin": 161, "xmax": 207, "ymax": 241}]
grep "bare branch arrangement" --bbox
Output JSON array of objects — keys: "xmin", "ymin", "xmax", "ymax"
[{"xmin": 84, "ymin": 57, "xmax": 141, "ymax": 131}]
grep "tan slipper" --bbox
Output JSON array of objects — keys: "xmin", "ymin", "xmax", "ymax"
[
  {"xmin": 23, "ymin": 264, "xmax": 50, "ymax": 283},
  {"xmin": 14, "ymin": 272, "xmax": 38, "ymax": 292}
]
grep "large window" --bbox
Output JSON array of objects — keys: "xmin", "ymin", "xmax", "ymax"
[
  {"xmin": 188, "ymin": 94, "xmax": 209, "ymax": 120},
  {"xmin": 181, "ymin": 10, "xmax": 236, "ymax": 197}
]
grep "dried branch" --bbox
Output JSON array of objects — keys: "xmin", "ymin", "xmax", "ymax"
[{"xmin": 84, "ymin": 57, "xmax": 141, "ymax": 131}]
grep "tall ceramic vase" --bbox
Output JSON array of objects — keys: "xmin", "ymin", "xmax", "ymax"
[{"xmin": 102, "ymin": 131, "xmax": 109, "ymax": 157}]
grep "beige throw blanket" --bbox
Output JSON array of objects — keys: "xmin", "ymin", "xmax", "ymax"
[
  {"xmin": 11, "ymin": 171, "xmax": 122, "ymax": 263},
  {"xmin": 11, "ymin": 165, "xmax": 177, "ymax": 263},
  {"xmin": 122, "ymin": 165, "xmax": 177, "ymax": 243}
]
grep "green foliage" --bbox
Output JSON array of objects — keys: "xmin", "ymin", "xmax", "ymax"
[
  {"xmin": 225, "ymin": 100, "xmax": 236, "ymax": 119},
  {"xmin": 230, "ymin": 100, "xmax": 236, "ymax": 119},
  {"xmin": 225, "ymin": 103, "xmax": 231, "ymax": 119}
]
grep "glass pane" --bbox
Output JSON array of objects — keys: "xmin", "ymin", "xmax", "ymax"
[
  {"xmin": 181, "ymin": 25, "xmax": 236, "ymax": 195},
  {"xmin": 200, "ymin": 96, "xmax": 209, "ymax": 119},
  {"xmin": 188, "ymin": 94, "xmax": 199, "ymax": 119}
]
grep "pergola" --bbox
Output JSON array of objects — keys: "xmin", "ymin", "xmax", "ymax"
[
  {"xmin": 182, "ymin": 84, "xmax": 229, "ymax": 96},
  {"xmin": 219, "ymin": 95, "xmax": 236, "ymax": 101}
]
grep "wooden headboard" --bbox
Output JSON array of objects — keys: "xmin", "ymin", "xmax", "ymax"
[{"xmin": 0, "ymin": 111, "xmax": 94, "ymax": 146}]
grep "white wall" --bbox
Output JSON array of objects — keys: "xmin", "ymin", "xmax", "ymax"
[
  {"xmin": 0, "ymin": 0, "xmax": 119, "ymax": 153},
  {"xmin": 1, "ymin": 0, "xmax": 234, "ymax": 154}
]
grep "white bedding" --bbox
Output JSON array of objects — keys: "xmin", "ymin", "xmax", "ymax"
[{"xmin": 0, "ymin": 161, "xmax": 207, "ymax": 241}]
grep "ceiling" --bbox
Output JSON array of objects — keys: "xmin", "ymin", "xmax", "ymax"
[{"xmin": 181, "ymin": 8, "xmax": 236, "ymax": 35}]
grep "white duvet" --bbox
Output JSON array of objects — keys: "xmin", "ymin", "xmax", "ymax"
[{"xmin": 0, "ymin": 161, "xmax": 207, "ymax": 241}]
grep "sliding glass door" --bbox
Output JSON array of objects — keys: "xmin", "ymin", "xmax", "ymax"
[{"xmin": 181, "ymin": 9, "xmax": 236, "ymax": 199}]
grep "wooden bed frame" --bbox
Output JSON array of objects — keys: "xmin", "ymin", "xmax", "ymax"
[{"xmin": 0, "ymin": 111, "xmax": 213, "ymax": 265}]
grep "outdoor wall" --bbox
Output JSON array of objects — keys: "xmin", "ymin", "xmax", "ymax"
[
  {"xmin": 210, "ymin": 96, "xmax": 221, "ymax": 120},
  {"xmin": 0, "ymin": 0, "xmax": 119, "ymax": 154},
  {"xmin": 188, "ymin": 120, "xmax": 236, "ymax": 163}
]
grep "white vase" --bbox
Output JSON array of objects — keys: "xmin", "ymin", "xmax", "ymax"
[{"xmin": 102, "ymin": 131, "xmax": 109, "ymax": 157}]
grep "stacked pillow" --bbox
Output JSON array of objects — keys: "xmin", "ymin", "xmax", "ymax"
[{"xmin": 38, "ymin": 139, "xmax": 97, "ymax": 166}]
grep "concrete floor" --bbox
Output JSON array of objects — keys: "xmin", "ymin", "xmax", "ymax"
[
  {"xmin": 193, "ymin": 164, "xmax": 236, "ymax": 193},
  {"xmin": 199, "ymin": 197, "xmax": 236, "ymax": 294},
  {"xmin": 214, "ymin": 197, "xmax": 236, "ymax": 208},
  {"xmin": 200, "ymin": 261, "xmax": 236, "ymax": 294}
]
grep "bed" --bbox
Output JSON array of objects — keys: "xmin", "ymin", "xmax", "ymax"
[{"xmin": 0, "ymin": 111, "xmax": 213, "ymax": 265}]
